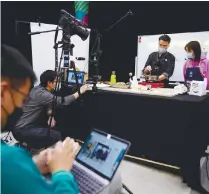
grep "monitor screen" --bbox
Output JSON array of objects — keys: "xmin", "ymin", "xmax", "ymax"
[
  {"xmin": 76, "ymin": 130, "xmax": 129, "ymax": 180},
  {"xmin": 68, "ymin": 71, "xmax": 84, "ymax": 84}
]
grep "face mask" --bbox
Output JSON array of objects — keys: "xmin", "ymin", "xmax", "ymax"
[
  {"xmin": 187, "ymin": 53, "xmax": 193, "ymax": 59},
  {"xmin": 159, "ymin": 47, "xmax": 167, "ymax": 54},
  {"xmin": 2, "ymin": 107, "xmax": 23, "ymax": 131},
  {"xmin": 1, "ymin": 89, "xmax": 24, "ymax": 131}
]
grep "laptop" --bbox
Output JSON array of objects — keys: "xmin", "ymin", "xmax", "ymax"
[
  {"xmin": 72, "ymin": 129, "xmax": 131, "ymax": 194},
  {"xmin": 67, "ymin": 70, "xmax": 85, "ymax": 86}
]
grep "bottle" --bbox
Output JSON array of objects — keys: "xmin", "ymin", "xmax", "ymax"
[
  {"xmin": 140, "ymin": 70, "xmax": 145, "ymax": 82},
  {"xmin": 110, "ymin": 71, "xmax": 117, "ymax": 84}
]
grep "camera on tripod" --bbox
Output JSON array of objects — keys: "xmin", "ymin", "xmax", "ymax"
[
  {"xmin": 58, "ymin": 9, "xmax": 89, "ymax": 42},
  {"xmin": 55, "ymin": 9, "xmax": 90, "ymax": 83}
]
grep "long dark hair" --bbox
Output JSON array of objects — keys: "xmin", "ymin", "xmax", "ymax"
[{"xmin": 184, "ymin": 41, "xmax": 201, "ymax": 61}]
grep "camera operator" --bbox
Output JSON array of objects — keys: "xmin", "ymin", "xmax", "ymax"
[
  {"xmin": 14, "ymin": 70, "xmax": 88, "ymax": 147},
  {"xmin": 1, "ymin": 44, "xmax": 79, "ymax": 194}
]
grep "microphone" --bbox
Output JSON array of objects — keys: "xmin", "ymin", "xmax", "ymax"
[
  {"xmin": 75, "ymin": 57, "xmax": 85, "ymax": 60},
  {"xmin": 128, "ymin": 9, "xmax": 134, "ymax": 16},
  {"xmin": 37, "ymin": 17, "xmax": 41, "ymax": 26}
]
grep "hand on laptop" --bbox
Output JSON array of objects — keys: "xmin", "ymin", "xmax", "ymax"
[
  {"xmin": 33, "ymin": 148, "xmax": 53, "ymax": 174},
  {"xmin": 46, "ymin": 137, "xmax": 80, "ymax": 174}
]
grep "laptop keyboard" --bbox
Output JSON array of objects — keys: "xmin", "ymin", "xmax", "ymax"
[{"xmin": 72, "ymin": 165, "xmax": 105, "ymax": 194}]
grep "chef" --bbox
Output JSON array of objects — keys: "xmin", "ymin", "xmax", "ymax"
[{"xmin": 143, "ymin": 34, "xmax": 175, "ymax": 85}]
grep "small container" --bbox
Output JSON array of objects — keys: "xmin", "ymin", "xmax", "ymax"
[{"xmin": 110, "ymin": 71, "xmax": 117, "ymax": 84}]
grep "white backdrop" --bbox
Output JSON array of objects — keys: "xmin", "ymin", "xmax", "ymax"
[
  {"xmin": 136, "ymin": 31, "xmax": 209, "ymax": 81},
  {"xmin": 30, "ymin": 22, "xmax": 90, "ymax": 85}
]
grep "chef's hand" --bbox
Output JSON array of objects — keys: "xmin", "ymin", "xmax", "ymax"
[
  {"xmin": 158, "ymin": 74, "xmax": 166, "ymax": 81},
  {"xmin": 144, "ymin": 66, "xmax": 152, "ymax": 74}
]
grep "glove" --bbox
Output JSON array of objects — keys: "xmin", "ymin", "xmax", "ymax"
[{"xmin": 80, "ymin": 85, "xmax": 88, "ymax": 94}]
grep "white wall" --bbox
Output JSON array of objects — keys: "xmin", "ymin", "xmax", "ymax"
[
  {"xmin": 137, "ymin": 31, "xmax": 209, "ymax": 81},
  {"xmin": 30, "ymin": 22, "xmax": 90, "ymax": 85}
]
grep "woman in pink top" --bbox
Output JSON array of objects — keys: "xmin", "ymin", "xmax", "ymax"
[{"xmin": 183, "ymin": 41, "xmax": 209, "ymax": 89}]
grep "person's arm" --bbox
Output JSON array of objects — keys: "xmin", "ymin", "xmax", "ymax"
[
  {"xmin": 199, "ymin": 59, "xmax": 209, "ymax": 90},
  {"xmin": 42, "ymin": 85, "xmax": 88, "ymax": 107},
  {"xmin": 41, "ymin": 91, "xmax": 76, "ymax": 107},
  {"xmin": 183, "ymin": 61, "xmax": 188, "ymax": 80},
  {"xmin": 162, "ymin": 54, "xmax": 175, "ymax": 79},
  {"xmin": 2, "ymin": 147, "xmax": 78, "ymax": 194},
  {"xmin": 206, "ymin": 60, "xmax": 209, "ymax": 90},
  {"xmin": 143, "ymin": 53, "xmax": 154, "ymax": 75},
  {"xmin": 52, "ymin": 170, "xmax": 78, "ymax": 194},
  {"xmin": 199, "ymin": 59, "xmax": 209, "ymax": 78},
  {"xmin": 59, "ymin": 85, "xmax": 88, "ymax": 105}
]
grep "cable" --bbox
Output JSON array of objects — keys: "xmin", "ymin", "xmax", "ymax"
[
  {"xmin": 122, "ymin": 183, "xmax": 134, "ymax": 194},
  {"xmin": 82, "ymin": 31, "xmax": 98, "ymax": 72}
]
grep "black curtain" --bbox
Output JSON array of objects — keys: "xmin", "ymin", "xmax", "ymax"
[{"xmin": 2, "ymin": 1, "xmax": 209, "ymax": 81}]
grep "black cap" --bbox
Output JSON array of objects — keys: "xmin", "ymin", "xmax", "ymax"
[{"xmin": 1, "ymin": 44, "xmax": 37, "ymax": 84}]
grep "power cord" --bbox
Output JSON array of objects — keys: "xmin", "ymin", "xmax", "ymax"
[
  {"xmin": 83, "ymin": 30, "xmax": 98, "ymax": 72},
  {"xmin": 123, "ymin": 183, "xmax": 133, "ymax": 194}
]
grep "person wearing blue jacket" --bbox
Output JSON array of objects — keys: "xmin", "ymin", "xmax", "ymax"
[{"xmin": 1, "ymin": 44, "xmax": 79, "ymax": 194}]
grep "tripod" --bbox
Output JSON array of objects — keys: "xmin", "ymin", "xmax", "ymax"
[
  {"xmin": 28, "ymin": 10, "xmax": 134, "ymax": 193},
  {"xmin": 88, "ymin": 11, "xmax": 134, "ymax": 194},
  {"xmin": 89, "ymin": 30, "xmax": 102, "ymax": 93},
  {"xmin": 47, "ymin": 28, "xmax": 82, "ymax": 135},
  {"xmin": 89, "ymin": 9, "xmax": 133, "ymax": 93}
]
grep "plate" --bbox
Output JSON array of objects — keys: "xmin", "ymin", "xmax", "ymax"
[{"xmin": 88, "ymin": 84, "xmax": 110, "ymax": 88}]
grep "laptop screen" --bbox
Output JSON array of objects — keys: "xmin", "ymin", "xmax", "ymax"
[
  {"xmin": 67, "ymin": 71, "xmax": 85, "ymax": 85},
  {"xmin": 76, "ymin": 129, "xmax": 130, "ymax": 180}
]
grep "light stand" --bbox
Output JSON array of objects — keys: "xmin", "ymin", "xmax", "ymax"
[
  {"xmin": 89, "ymin": 9, "xmax": 133, "ymax": 93},
  {"xmin": 28, "ymin": 27, "xmax": 82, "ymax": 140},
  {"xmin": 15, "ymin": 19, "xmax": 45, "ymax": 50},
  {"xmin": 89, "ymin": 10, "xmax": 134, "ymax": 194},
  {"xmin": 28, "ymin": 9, "xmax": 90, "ymax": 145},
  {"xmin": 89, "ymin": 31, "xmax": 102, "ymax": 93},
  {"xmin": 104, "ymin": 10, "xmax": 133, "ymax": 32},
  {"xmin": 49, "ymin": 30, "xmax": 83, "ymax": 136},
  {"xmin": 21, "ymin": 11, "xmax": 134, "ymax": 193}
]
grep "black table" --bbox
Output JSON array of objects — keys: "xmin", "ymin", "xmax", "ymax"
[{"xmin": 56, "ymin": 89, "xmax": 209, "ymax": 187}]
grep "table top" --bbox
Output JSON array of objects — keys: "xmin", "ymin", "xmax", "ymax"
[
  {"xmin": 96, "ymin": 87, "xmax": 209, "ymax": 103},
  {"xmin": 100, "ymin": 87, "xmax": 179, "ymax": 97}
]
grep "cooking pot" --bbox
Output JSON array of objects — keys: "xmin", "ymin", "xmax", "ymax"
[{"xmin": 145, "ymin": 75, "xmax": 159, "ymax": 82}]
